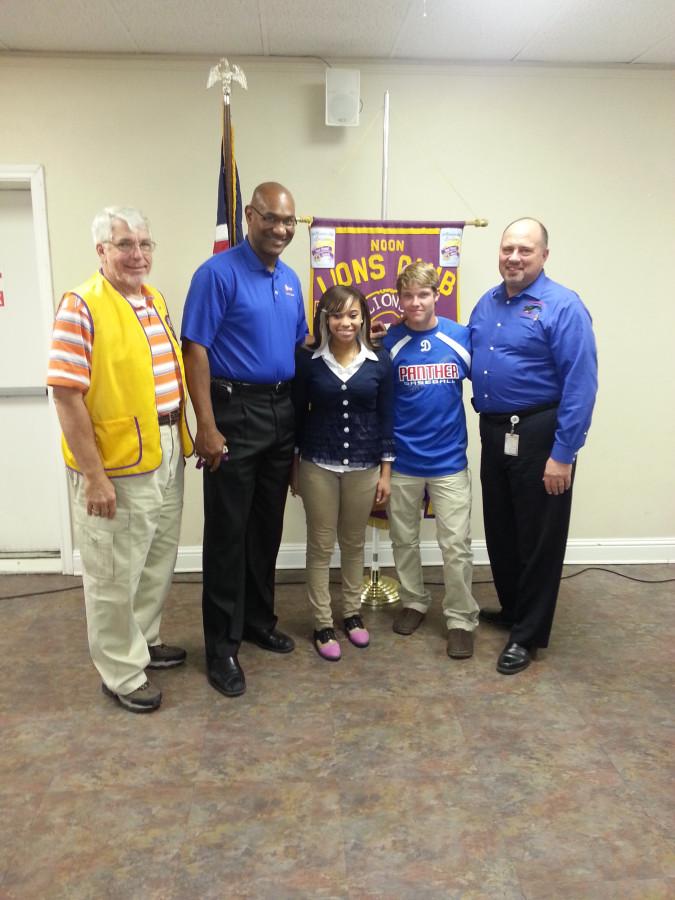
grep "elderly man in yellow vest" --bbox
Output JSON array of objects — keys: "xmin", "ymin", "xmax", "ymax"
[{"xmin": 47, "ymin": 206, "xmax": 193, "ymax": 713}]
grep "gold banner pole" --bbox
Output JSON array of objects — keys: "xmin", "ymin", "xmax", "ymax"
[{"xmin": 298, "ymin": 217, "xmax": 487, "ymax": 226}]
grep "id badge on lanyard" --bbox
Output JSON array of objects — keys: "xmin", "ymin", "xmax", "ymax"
[{"xmin": 504, "ymin": 415, "xmax": 519, "ymax": 456}]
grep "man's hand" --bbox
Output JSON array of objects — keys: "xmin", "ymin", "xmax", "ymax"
[
  {"xmin": 195, "ymin": 426, "xmax": 228, "ymax": 473},
  {"xmin": 543, "ymin": 458, "xmax": 573, "ymax": 495},
  {"xmin": 370, "ymin": 321, "xmax": 387, "ymax": 341},
  {"xmin": 52, "ymin": 386, "xmax": 117, "ymax": 516},
  {"xmin": 84, "ymin": 472, "xmax": 117, "ymax": 518},
  {"xmin": 182, "ymin": 341, "xmax": 228, "ymax": 473}
]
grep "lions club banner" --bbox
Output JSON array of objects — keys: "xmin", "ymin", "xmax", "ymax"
[{"xmin": 309, "ymin": 219, "xmax": 465, "ymax": 328}]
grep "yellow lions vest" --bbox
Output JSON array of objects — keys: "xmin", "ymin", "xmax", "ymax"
[{"xmin": 61, "ymin": 271, "xmax": 193, "ymax": 476}]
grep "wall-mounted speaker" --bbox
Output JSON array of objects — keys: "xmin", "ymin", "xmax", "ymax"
[{"xmin": 325, "ymin": 68, "xmax": 360, "ymax": 127}]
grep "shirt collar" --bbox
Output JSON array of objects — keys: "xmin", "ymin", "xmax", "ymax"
[
  {"xmin": 312, "ymin": 341, "xmax": 377, "ymax": 363},
  {"xmin": 241, "ymin": 236, "xmax": 281, "ymax": 274},
  {"xmin": 493, "ymin": 269, "xmax": 548, "ymax": 303}
]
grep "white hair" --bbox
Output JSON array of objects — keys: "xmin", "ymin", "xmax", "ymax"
[{"xmin": 91, "ymin": 206, "xmax": 151, "ymax": 245}]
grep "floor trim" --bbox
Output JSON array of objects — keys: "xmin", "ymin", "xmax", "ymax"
[
  {"xmin": 4, "ymin": 537, "xmax": 673, "ymax": 576},
  {"xmin": 0, "ymin": 556, "xmax": 65, "ymax": 575}
]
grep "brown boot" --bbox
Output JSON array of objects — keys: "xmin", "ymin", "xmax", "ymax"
[
  {"xmin": 393, "ymin": 606, "xmax": 425, "ymax": 635},
  {"xmin": 447, "ymin": 629, "xmax": 474, "ymax": 659}
]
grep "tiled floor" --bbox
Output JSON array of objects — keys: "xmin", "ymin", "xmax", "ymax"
[{"xmin": 1, "ymin": 564, "xmax": 673, "ymax": 899}]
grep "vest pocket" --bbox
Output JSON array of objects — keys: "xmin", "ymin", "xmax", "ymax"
[{"xmin": 94, "ymin": 416, "xmax": 143, "ymax": 470}]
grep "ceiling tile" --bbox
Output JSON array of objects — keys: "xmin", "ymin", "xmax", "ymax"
[
  {"xmin": 108, "ymin": 0, "xmax": 264, "ymax": 56},
  {"xmin": 262, "ymin": 0, "xmax": 409, "ymax": 58},
  {"xmin": 0, "ymin": 0, "xmax": 137, "ymax": 52},
  {"xmin": 633, "ymin": 32, "xmax": 675, "ymax": 64},
  {"xmin": 517, "ymin": 0, "xmax": 675, "ymax": 63},
  {"xmin": 389, "ymin": 0, "xmax": 570, "ymax": 62}
]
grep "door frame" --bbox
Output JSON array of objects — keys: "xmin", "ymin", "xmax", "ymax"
[{"xmin": 0, "ymin": 164, "xmax": 73, "ymax": 574}]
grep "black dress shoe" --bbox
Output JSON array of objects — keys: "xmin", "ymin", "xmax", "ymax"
[
  {"xmin": 243, "ymin": 627, "xmax": 295, "ymax": 654},
  {"xmin": 208, "ymin": 656, "xmax": 246, "ymax": 697},
  {"xmin": 496, "ymin": 642, "xmax": 537, "ymax": 675},
  {"xmin": 479, "ymin": 608, "xmax": 515, "ymax": 629}
]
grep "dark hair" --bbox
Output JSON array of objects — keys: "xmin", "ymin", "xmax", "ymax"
[{"xmin": 308, "ymin": 285, "xmax": 374, "ymax": 351}]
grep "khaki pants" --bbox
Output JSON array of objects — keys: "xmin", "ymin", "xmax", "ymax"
[
  {"xmin": 388, "ymin": 468, "xmax": 479, "ymax": 631},
  {"xmin": 298, "ymin": 460, "xmax": 379, "ymax": 630},
  {"xmin": 71, "ymin": 423, "xmax": 184, "ymax": 693}
]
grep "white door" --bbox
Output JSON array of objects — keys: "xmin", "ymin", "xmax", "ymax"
[{"xmin": 0, "ymin": 167, "xmax": 71, "ymax": 572}]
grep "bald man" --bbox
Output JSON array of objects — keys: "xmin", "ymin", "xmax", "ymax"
[
  {"xmin": 182, "ymin": 183, "xmax": 307, "ymax": 697},
  {"xmin": 469, "ymin": 218, "xmax": 597, "ymax": 674}
]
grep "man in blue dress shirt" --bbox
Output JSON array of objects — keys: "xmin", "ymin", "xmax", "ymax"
[
  {"xmin": 181, "ymin": 182, "xmax": 308, "ymax": 697},
  {"xmin": 469, "ymin": 218, "xmax": 597, "ymax": 674}
]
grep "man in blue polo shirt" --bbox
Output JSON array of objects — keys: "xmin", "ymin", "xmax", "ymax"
[
  {"xmin": 469, "ymin": 218, "xmax": 597, "ymax": 675},
  {"xmin": 181, "ymin": 182, "xmax": 307, "ymax": 698},
  {"xmin": 383, "ymin": 261, "xmax": 479, "ymax": 660}
]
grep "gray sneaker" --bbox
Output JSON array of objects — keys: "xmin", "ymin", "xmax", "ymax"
[
  {"xmin": 147, "ymin": 643, "xmax": 187, "ymax": 669},
  {"xmin": 102, "ymin": 679, "xmax": 162, "ymax": 713}
]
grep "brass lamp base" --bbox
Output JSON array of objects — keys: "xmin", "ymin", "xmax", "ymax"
[{"xmin": 361, "ymin": 570, "xmax": 399, "ymax": 607}]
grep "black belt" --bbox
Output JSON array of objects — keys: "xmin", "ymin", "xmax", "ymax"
[
  {"xmin": 158, "ymin": 408, "xmax": 181, "ymax": 426},
  {"xmin": 480, "ymin": 402, "xmax": 559, "ymax": 425},
  {"xmin": 212, "ymin": 378, "xmax": 291, "ymax": 395}
]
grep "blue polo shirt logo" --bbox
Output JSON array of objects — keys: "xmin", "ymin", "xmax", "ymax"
[
  {"xmin": 284, "ymin": 283, "xmax": 295, "ymax": 296},
  {"xmin": 520, "ymin": 302, "xmax": 543, "ymax": 320}
]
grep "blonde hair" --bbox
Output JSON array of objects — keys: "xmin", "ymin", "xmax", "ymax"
[{"xmin": 396, "ymin": 260, "xmax": 439, "ymax": 294}]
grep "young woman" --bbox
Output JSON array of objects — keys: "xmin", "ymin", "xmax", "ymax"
[{"xmin": 291, "ymin": 285, "xmax": 394, "ymax": 661}]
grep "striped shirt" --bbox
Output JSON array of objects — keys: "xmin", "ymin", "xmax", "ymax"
[{"xmin": 47, "ymin": 288, "xmax": 183, "ymax": 414}]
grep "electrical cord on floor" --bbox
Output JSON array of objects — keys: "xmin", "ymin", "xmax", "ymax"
[
  {"xmin": 0, "ymin": 564, "xmax": 673, "ymax": 601},
  {"xmin": 272, "ymin": 566, "xmax": 675, "ymax": 587}
]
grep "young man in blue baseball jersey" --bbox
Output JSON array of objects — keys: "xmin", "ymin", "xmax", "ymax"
[{"xmin": 382, "ymin": 261, "xmax": 479, "ymax": 659}]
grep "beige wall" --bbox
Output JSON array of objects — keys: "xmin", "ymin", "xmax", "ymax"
[{"xmin": 2, "ymin": 53, "xmax": 674, "ymax": 550}]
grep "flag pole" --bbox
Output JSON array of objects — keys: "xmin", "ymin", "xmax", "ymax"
[
  {"xmin": 361, "ymin": 90, "xmax": 399, "ymax": 608},
  {"xmin": 208, "ymin": 58, "xmax": 247, "ymax": 252},
  {"xmin": 222, "ymin": 98, "xmax": 235, "ymax": 245}
]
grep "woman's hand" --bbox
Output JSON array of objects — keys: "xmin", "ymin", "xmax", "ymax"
[{"xmin": 374, "ymin": 465, "xmax": 391, "ymax": 506}]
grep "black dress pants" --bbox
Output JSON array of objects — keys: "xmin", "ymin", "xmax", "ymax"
[
  {"xmin": 202, "ymin": 382, "xmax": 295, "ymax": 663},
  {"xmin": 479, "ymin": 407, "xmax": 574, "ymax": 649}
]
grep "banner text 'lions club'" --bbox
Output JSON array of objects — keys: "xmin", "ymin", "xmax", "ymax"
[{"xmin": 309, "ymin": 220, "xmax": 465, "ymax": 329}]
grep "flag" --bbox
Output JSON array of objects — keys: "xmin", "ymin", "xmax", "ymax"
[{"xmin": 213, "ymin": 102, "xmax": 243, "ymax": 254}]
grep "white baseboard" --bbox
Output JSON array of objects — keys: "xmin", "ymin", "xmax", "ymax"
[
  {"xmin": 0, "ymin": 556, "xmax": 64, "ymax": 575},
  {"xmin": 4, "ymin": 537, "xmax": 673, "ymax": 577},
  {"xmin": 172, "ymin": 536, "xmax": 675, "ymax": 573}
]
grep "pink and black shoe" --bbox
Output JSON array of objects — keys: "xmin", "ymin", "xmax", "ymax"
[
  {"xmin": 344, "ymin": 615, "xmax": 370, "ymax": 648},
  {"xmin": 313, "ymin": 627, "xmax": 342, "ymax": 662}
]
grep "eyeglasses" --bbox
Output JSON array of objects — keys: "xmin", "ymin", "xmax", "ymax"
[
  {"xmin": 248, "ymin": 205, "xmax": 297, "ymax": 229},
  {"xmin": 104, "ymin": 239, "xmax": 157, "ymax": 254}
]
